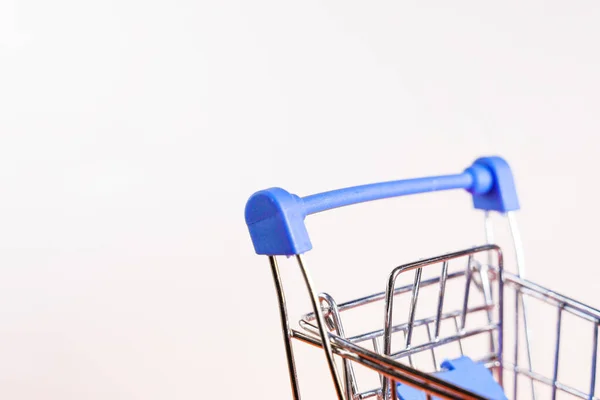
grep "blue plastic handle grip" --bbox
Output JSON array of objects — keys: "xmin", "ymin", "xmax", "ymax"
[
  {"xmin": 302, "ymin": 174, "xmax": 474, "ymax": 216},
  {"xmin": 245, "ymin": 156, "xmax": 519, "ymax": 256}
]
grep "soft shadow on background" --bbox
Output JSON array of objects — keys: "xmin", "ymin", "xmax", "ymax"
[{"xmin": 0, "ymin": 1, "xmax": 599, "ymax": 399}]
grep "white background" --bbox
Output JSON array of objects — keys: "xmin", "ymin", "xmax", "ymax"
[{"xmin": 1, "ymin": 1, "xmax": 599, "ymax": 399}]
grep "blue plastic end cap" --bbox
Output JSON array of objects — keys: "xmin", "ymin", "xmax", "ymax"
[
  {"xmin": 436, "ymin": 357, "xmax": 508, "ymax": 400},
  {"xmin": 397, "ymin": 356, "xmax": 508, "ymax": 400},
  {"xmin": 245, "ymin": 187, "xmax": 312, "ymax": 256},
  {"xmin": 465, "ymin": 156, "xmax": 520, "ymax": 212}
]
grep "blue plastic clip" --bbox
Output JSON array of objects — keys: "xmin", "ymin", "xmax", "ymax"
[{"xmin": 396, "ymin": 356, "xmax": 508, "ymax": 400}]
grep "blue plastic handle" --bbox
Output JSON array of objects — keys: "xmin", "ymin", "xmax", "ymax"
[{"xmin": 245, "ymin": 156, "xmax": 519, "ymax": 256}]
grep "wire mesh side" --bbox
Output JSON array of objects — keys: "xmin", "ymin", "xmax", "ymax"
[
  {"xmin": 502, "ymin": 271, "xmax": 600, "ymax": 400},
  {"xmin": 299, "ymin": 244, "xmax": 600, "ymax": 400},
  {"xmin": 300, "ymin": 245, "xmax": 504, "ymax": 400}
]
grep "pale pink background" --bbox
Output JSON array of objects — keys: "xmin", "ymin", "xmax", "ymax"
[{"xmin": 1, "ymin": 1, "xmax": 599, "ymax": 399}]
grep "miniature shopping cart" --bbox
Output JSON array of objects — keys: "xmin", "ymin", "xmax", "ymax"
[{"xmin": 244, "ymin": 156, "xmax": 600, "ymax": 400}]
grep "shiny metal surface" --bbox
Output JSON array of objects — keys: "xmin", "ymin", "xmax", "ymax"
[
  {"xmin": 513, "ymin": 289, "xmax": 520, "ymax": 400},
  {"xmin": 262, "ymin": 214, "xmax": 600, "ymax": 399},
  {"xmin": 507, "ymin": 211, "xmax": 527, "ymax": 278},
  {"xmin": 482, "ymin": 213, "xmax": 498, "ymax": 356},
  {"xmin": 303, "ymin": 272, "xmax": 466, "ymax": 323},
  {"xmin": 507, "ymin": 211, "xmax": 536, "ymax": 400},
  {"xmin": 434, "ymin": 261, "xmax": 449, "ymax": 340},
  {"xmin": 290, "ymin": 329, "xmax": 488, "ymax": 400},
  {"xmin": 460, "ymin": 255, "xmax": 474, "ymax": 330},
  {"xmin": 296, "ymin": 255, "xmax": 346, "ymax": 400},
  {"xmin": 268, "ymin": 256, "xmax": 301, "ymax": 400},
  {"xmin": 551, "ymin": 305, "xmax": 563, "ymax": 400},
  {"xmin": 504, "ymin": 271, "xmax": 600, "ymax": 321},
  {"xmin": 363, "ymin": 245, "xmax": 503, "ymax": 400},
  {"xmin": 338, "ymin": 304, "xmax": 493, "ymax": 344},
  {"xmin": 503, "ymin": 362, "xmax": 600, "ymax": 400},
  {"xmin": 591, "ymin": 323, "xmax": 598, "ymax": 400},
  {"xmin": 319, "ymin": 293, "xmax": 358, "ymax": 399}
]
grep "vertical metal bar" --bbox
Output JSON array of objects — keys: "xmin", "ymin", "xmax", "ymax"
[
  {"xmin": 382, "ymin": 267, "xmax": 421, "ymax": 400},
  {"xmin": 452, "ymin": 317, "xmax": 464, "ymax": 356},
  {"xmin": 342, "ymin": 360, "xmax": 352, "ymax": 400},
  {"xmin": 482, "ymin": 212, "xmax": 497, "ymax": 354},
  {"xmin": 484, "ymin": 211, "xmax": 495, "ymax": 273},
  {"xmin": 460, "ymin": 255, "xmax": 474, "ymax": 330},
  {"xmin": 513, "ymin": 290, "xmax": 520, "ymax": 400},
  {"xmin": 552, "ymin": 305, "xmax": 563, "ymax": 400},
  {"xmin": 296, "ymin": 255, "xmax": 345, "ymax": 400},
  {"xmin": 382, "ymin": 270, "xmax": 397, "ymax": 400},
  {"xmin": 268, "ymin": 256, "xmax": 301, "ymax": 400},
  {"xmin": 521, "ymin": 296, "xmax": 536, "ymax": 400},
  {"xmin": 372, "ymin": 337, "xmax": 381, "ymax": 354},
  {"xmin": 343, "ymin": 357, "xmax": 357, "ymax": 396},
  {"xmin": 507, "ymin": 211, "xmax": 527, "ymax": 278},
  {"xmin": 404, "ymin": 269, "xmax": 423, "ymax": 373},
  {"xmin": 497, "ymin": 251, "xmax": 505, "ymax": 389},
  {"xmin": 425, "ymin": 323, "xmax": 438, "ymax": 370},
  {"xmin": 402, "ymin": 330, "xmax": 414, "ymax": 368},
  {"xmin": 320, "ymin": 293, "xmax": 359, "ymax": 399},
  {"xmin": 372, "ymin": 337, "xmax": 384, "ymax": 387},
  {"xmin": 434, "ymin": 261, "xmax": 449, "ymax": 339},
  {"xmin": 507, "ymin": 211, "xmax": 537, "ymax": 400},
  {"xmin": 405, "ymin": 268, "xmax": 423, "ymax": 348},
  {"xmin": 590, "ymin": 322, "xmax": 598, "ymax": 400}
]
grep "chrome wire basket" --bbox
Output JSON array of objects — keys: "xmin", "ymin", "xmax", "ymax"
[{"xmin": 245, "ymin": 157, "xmax": 600, "ymax": 399}]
